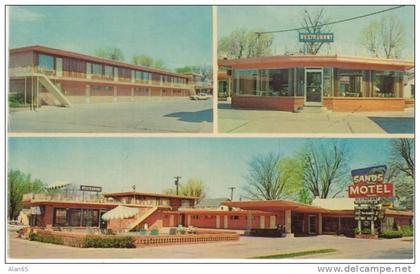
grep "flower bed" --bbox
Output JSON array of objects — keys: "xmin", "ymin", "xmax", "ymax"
[{"xmin": 23, "ymin": 229, "xmax": 239, "ymax": 248}]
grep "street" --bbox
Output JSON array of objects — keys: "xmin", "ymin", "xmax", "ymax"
[
  {"xmin": 8, "ymin": 234, "xmax": 413, "ymax": 260},
  {"xmin": 9, "ymin": 97, "xmax": 213, "ymax": 133}
]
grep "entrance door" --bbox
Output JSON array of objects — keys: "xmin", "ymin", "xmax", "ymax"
[
  {"xmin": 99, "ymin": 211, "xmax": 107, "ymax": 229},
  {"xmin": 305, "ymin": 68, "xmax": 323, "ymax": 106},
  {"xmin": 308, "ymin": 215, "xmax": 317, "ymax": 234}
]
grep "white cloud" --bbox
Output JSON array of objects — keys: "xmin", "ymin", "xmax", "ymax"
[{"xmin": 9, "ymin": 7, "xmax": 44, "ymax": 22}]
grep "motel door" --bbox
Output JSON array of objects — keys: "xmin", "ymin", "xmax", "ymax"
[
  {"xmin": 304, "ymin": 68, "xmax": 323, "ymax": 106},
  {"xmin": 308, "ymin": 215, "xmax": 317, "ymax": 235}
]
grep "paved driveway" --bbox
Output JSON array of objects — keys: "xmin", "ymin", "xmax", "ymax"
[
  {"xmin": 8, "ymin": 234, "xmax": 413, "ymax": 260},
  {"xmin": 218, "ymin": 102, "xmax": 414, "ymax": 134},
  {"xmin": 9, "ymin": 98, "xmax": 213, "ymax": 133}
]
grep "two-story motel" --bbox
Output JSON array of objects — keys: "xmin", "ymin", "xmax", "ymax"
[
  {"xmin": 9, "ymin": 45, "xmax": 194, "ymax": 107},
  {"xmin": 21, "ymin": 189, "xmax": 413, "ymax": 237},
  {"xmin": 218, "ymin": 55, "xmax": 414, "ymax": 112}
]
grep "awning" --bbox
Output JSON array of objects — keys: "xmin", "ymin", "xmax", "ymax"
[
  {"xmin": 101, "ymin": 205, "xmax": 139, "ymax": 221},
  {"xmin": 46, "ymin": 181, "xmax": 71, "ymax": 190}
]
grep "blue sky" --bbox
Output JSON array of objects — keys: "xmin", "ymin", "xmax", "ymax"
[
  {"xmin": 8, "ymin": 6, "xmax": 212, "ymax": 70},
  {"xmin": 8, "ymin": 137, "xmax": 396, "ymax": 199},
  {"xmin": 218, "ymin": 5, "xmax": 414, "ymax": 60}
]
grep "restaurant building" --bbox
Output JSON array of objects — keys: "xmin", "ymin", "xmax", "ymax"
[
  {"xmin": 21, "ymin": 188, "xmax": 413, "ymax": 237},
  {"xmin": 218, "ymin": 55, "xmax": 414, "ymax": 112},
  {"xmin": 9, "ymin": 45, "xmax": 194, "ymax": 107}
]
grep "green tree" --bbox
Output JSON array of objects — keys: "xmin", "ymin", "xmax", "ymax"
[
  {"xmin": 163, "ymin": 178, "xmax": 206, "ymax": 200},
  {"xmin": 132, "ymin": 55, "xmax": 154, "ymax": 67},
  {"xmin": 218, "ymin": 28, "xmax": 274, "ymax": 59},
  {"xmin": 8, "ymin": 170, "xmax": 45, "ymax": 220},
  {"xmin": 389, "ymin": 138, "xmax": 414, "ymax": 179},
  {"xmin": 243, "ymin": 153, "xmax": 302, "ymax": 200},
  {"xmin": 94, "ymin": 47, "xmax": 125, "ymax": 61},
  {"xmin": 300, "ymin": 142, "xmax": 348, "ymax": 199},
  {"xmin": 153, "ymin": 59, "xmax": 166, "ymax": 69}
]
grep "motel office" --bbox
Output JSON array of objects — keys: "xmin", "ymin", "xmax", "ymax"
[
  {"xmin": 218, "ymin": 55, "xmax": 414, "ymax": 112},
  {"xmin": 21, "ymin": 189, "xmax": 413, "ymax": 237},
  {"xmin": 9, "ymin": 45, "xmax": 194, "ymax": 107}
]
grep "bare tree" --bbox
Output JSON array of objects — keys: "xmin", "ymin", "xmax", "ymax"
[
  {"xmin": 244, "ymin": 153, "xmax": 302, "ymax": 200},
  {"xmin": 361, "ymin": 15, "xmax": 405, "ymax": 59},
  {"xmin": 300, "ymin": 143, "xmax": 348, "ymax": 198},
  {"xmin": 380, "ymin": 15, "xmax": 405, "ymax": 59},
  {"xmin": 218, "ymin": 28, "xmax": 274, "ymax": 59},
  {"xmin": 389, "ymin": 139, "xmax": 414, "ymax": 179},
  {"xmin": 299, "ymin": 9, "xmax": 333, "ymax": 55}
]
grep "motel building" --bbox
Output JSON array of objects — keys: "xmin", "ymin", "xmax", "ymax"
[
  {"xmin": 20, "ymin": 185, "xmax": 413, "ymax": 237},
  {"xmin": 218, "ymin": 55, "xmax": 414, "ymax": 112},
  {"xmin": 9, "ymin": 45, "xmax": 195, "ymax": 108}
]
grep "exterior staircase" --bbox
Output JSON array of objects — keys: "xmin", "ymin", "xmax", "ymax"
[
  {"xmin": 10, "ymin": 69, "xmax": 71, "ymax": 107},
  {"xmin": 127, "ymin": 206, "xmax": 158, "ymax": 231},
  {"xmin": 38, "ymin": 75, "xmax": 72, "ymax": 107}
]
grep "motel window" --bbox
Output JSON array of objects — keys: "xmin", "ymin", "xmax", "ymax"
[
  {"xmin": 91, "ymin": 63, "xmax": 103, "ymax": 75},
  {"xmin": 38, "ymin": 54, "xmax": 55, "ymax": 70},
  {"xmin": 135, "ymin": 71, "xmax": 142, "ymax": 80},
  {"xmin": 104, "ymin": 65, "xmax": 114, "ymax": 78},
  {"xmin": 53, "ymin": 208, "xmax": 67, "ymax": 226},
  {"xmin": 118, "ymin": 67, "xmax": 131, "ymax": 79},
  {"xmin": 230, "ymin": 215, "xmax": 240, "ymax": 220},
  {"xmin": 336, "ymin": 69, "xmax": 364, "ymax": 97},
  {"xmin": 63, "ymin": 58, "xmax": 86, "ymax": 74},
  {"xmin": 372, "ymin": 71, "xmax": 402, "ymax": 98}
]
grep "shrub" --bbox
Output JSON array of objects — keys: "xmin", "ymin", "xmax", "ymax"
[
  {"xmin": 82, "ymin": 236, "xmax": 135, "ymax": 248},
  {"xmin": 400, "ymin": 225, "xmax": 413, "ymax": 237},
  {"xmin": 9, "ymin": 93, "xmax": 28, "ymax": 107},
  {"xmin": 353, "ymin": 228, "xmax": 361, "ymax": 235},
  {"xmin": 361, "ymin": 228, "xmax": 372, "ymax": 235},
  {"xmin": 380, "ymin": 230, "xmax": 403, "ymax": 239},
  {"xmin": 28, "ymin": 232, "xmax": 64, "ymax": 245}
]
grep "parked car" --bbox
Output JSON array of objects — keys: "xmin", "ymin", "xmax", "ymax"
[
  {"xmin": 190, "ymin": 93, "xmax": 211, "ymax": 100},
  {"xmin": 8, "ymin": 220, "xmax": 26, "ymax": 232}
]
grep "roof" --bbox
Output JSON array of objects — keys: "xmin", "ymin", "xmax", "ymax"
[
  {"xmin": 384, "ymin": 209, "xmax": 414, "ymax": 217},
  {"xmin": 102, "ymin": 191, "xmax": 199, "ymax": 200},
  {"xmin": 21, "ymin": 199, "xmax": 169, "ymax": 209},
  {"xmin": 223, "ymin": 199, "xmax": 329, "ymax": 213},
  {"xmin": 218, "ymin": 55, "xmax": 414, "ymax": 71},
  {"xmin": 312, "ymin": 197, "xmax": 355, "ymax": 211},
  {"xmin": 195, "ymin": 198, "xmax": 230, "ymax": 208},
  {"xmin": 10, "ymin": 45, "xmax": 189, "ymax": 79}
]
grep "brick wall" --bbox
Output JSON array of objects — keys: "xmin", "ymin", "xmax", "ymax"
[
  {"xmin": 323, "ymin": 97, "xmax": 406, "ymax": 112},
  {"xmin": 232, "ymin": 96, "xmax": 303, "ymax": 112}
]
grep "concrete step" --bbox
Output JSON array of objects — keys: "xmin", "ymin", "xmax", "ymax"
[{"xmin": 298, "ymin": 106, "xmax": 328, "ymax": 113}]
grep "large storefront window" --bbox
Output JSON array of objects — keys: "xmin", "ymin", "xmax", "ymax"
[
  {"xmin": 53, "ymin": 208, "xmax": 67, "ymax": 226},
  {"xmin": 82, "ymin": 209, "xmax": 99, "ymax": 227},
  {"xmin": 373, "ymin": 71, "xmax": 402, "ymax": 98},
  {"xmin": 38, "ymin": 54, "xmax": 55, "ymax": 70},
  {"xmin": 104, "ymin": 65, "xmax": 114, "ymax": 78},
  {"xmin": 323, "ymin": 68, "xmax": 333, "ymax": 97},
  {"xmin": 234, "ymin": 69, "xmax": 258, "ymax": 95},
  {"xmin": 336, "ymin": 69, "xmax": 364, "ymax": 97},
  {"xmin": 91, "ymin": 63, "xmax": 103, "ymax": 75},
  {"xmin": 259, "ymin": 69, "xmax": 292, "ymax": 96},
  {"xmin": 234, "ymin": 69, "xmax": 293, "ymax": 96}
]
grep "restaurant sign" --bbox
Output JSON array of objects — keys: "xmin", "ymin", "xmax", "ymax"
[
  {"xmin": 80, "ymin": 185, "xmax": 102, "ymax": 192},
  {"xmin": 299, "ymin": 32, "xmax": 334, "ymax": 43}
]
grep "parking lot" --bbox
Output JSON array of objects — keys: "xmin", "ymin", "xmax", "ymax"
[
  {"xmin": 218, "ymin": 101, "xmax": 414, "ymax": 134},
  {"xmin": 8, "ymin": 234, "xmax": 413, "ymax": 260},
  {"xmin": 9, "ymin": 97, "xmax": 213, "ymax": 133}
]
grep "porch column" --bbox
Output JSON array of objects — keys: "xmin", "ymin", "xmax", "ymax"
[
  {"xmin": 224, "ymin": 215, "xmax": 228, "ymax": 229},
  {"xmin": 318, "ymin": 213, "xmax": 323, "ymax": 234},
  {"xmin": 284, "ymin": 210, "xmax": 294, "ymax": 237},
  {"xmin": 85, "ymin": 85, "xmax": 91, "ymax": 104},
  {"xmin": 216, "ymin": 215, "xmax": 220, "ymax": 229},
  {"xmin": 113, "ymin": 86, "xmax": 117, "ymax": 102}
]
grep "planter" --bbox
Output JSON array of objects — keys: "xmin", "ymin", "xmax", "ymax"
[{"xmin": 355, "ymin": 234, "xmax": 379, "ymax": 240}]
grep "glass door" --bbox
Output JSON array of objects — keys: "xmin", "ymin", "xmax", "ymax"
[{"xmin": 305, "ymin": 68, "xmax": 323, "ymax": 106}]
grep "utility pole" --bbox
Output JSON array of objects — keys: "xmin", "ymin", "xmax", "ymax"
[
  {"xmin": 227, "ymin": 187, "xmax": 236, "ymax": 201},
  {"xmin": 132, "ymin": 185, "xmax": 136, "ymax": 203},
  {"xmin": 174, "ymin": 176, "xmax": 181, "ymax": 195}
]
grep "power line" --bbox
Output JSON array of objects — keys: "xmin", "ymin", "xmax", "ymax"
[{"xmin": 255, "ymin": 5, "xmax": 405, "ymax": 36}]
